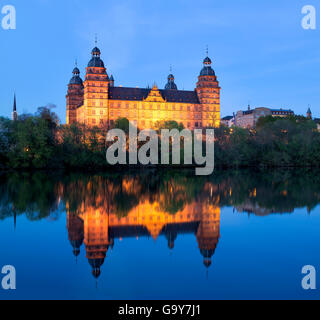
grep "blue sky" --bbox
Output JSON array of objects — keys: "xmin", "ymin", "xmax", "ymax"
[{"xmin": 0, "ymin": 0, "xmax": 319, "ymax": 122}]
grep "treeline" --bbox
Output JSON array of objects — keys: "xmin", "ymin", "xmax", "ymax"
[
  {"xmin": 0, "ymin": 109, "xmax": 320, "ymax": 169},
  {"xmin": 215, "ymin": 116, "xmax": 320, "ymax": 167}
]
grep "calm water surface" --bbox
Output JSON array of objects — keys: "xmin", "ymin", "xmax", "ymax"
[{"xmin": 0, "ymin": 169, "xmax": 320, "ymax": 300}]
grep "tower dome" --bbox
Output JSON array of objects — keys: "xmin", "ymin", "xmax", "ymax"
[
  {"xmin": 88, "ymin": 258, "xmax": 105, "ymax": 279},
  {"xmin": 165, "ymin": 73, "xmax": 178, "ymax": 90},
  {"xmin": 91, "ymin": 47, "xmax": 101, "ymax": 57},
  {"xmin": 88, "ymin": 46, "xmax": 105, "ymax": 68},
  {"xmin": 69, "ymin": 66, "xmax": 83, "ymax": 85},
  {"xmin": 203, "ymin": 56, "xmax": 212, "ymax": 65},
  {"xmin": 72, "ymin": 67, "xmax": 80, "ymax": 75},
  {"xmin": 200, "ymin": 56, "xmax": 215, "ymax": 76}
]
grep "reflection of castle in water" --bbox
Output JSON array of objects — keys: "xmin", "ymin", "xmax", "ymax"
[{"xmin": 66, "ymin": 182, "xmax": 220, "ymax": 279}]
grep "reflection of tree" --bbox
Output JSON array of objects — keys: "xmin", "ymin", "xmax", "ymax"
[
  {"xmin": 1, "ymin": 169, "xmax": 320, "ymax": 221},
  {"xmin": 0, "ymin": 172, "xmax": 61, "ymax": 221}
]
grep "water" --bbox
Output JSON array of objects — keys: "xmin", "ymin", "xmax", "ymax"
[{"xmin": 0, "ymin": 169, "xmax": 320, "ymax": 300}]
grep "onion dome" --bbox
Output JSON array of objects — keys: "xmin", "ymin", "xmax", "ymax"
[
  {"xmin": 70, "ymin": 239, "xmax": 83, "ymax": 257},
  {"xmin": 203, "ymin": 259, "xmax": 212, "ymax": 268},
  {"xmin": 203, "ymin": 56, "xmax": 212, "ymax": 65},
  {"xmin": 69, "ymin": 67, "xmax": 83, "ymax": 85},
  {"xmin": 200, "ymin": 55, "xmax": 215, "ymax": 76},
  {"xmin": 88, "ymin": 46, "xmax": 105, "ymax": 68},
  {"xmin": 88, "ymin": 258, "xmax": 105, "ymax": 279},
  {"xmin": 92, "ymin": 47, "xmax": 101, "ymax": 57},
  {"xmin": 200, "ymin": 248, "xmax": 216, "ymax": 269},
  {"xmin": 165, "ymin": 73, "xmax": 178, "ymax": 90},
  {"xmin": 73, "ymin": 67, "xmax": 80, "ymax": 75},
  {"xmin": 165, "ymin": 231, "xmax": 178, "ymax": 250}
]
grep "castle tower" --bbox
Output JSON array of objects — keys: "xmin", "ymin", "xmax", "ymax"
[
  {"xmin": 67, "ymin": 212, "xmax": 84, "ymax": 258},
  {"xmin": 82, "ymin": 46, "xmax": 109, "ymax": 127},
  {"xmin": 66, "ymin": 65, "xmax": 84, "ymax": 124},
  {"xmin": 307, "ymin": 107, "xmax": 312, "ymax": 120},
  {"xmin": 109, "ymin": 75, "xmax": 114, "ymax": 88},
  {"xmin": 196, "ymin": 205, "xmax": 220, "ymax": 269},
  {"xmin": 165, "ymin": 72, "xmax": 178, "ymax": 90},
  {"xmin": 12, "ymin": 94, "xmax": 18, "ymax": 121},
  {"xmin": 82, "ymin": 208, "xmax": 110, "ymax": 279},
  {"xmin": 196, "ymin": 53, "xmax": 221, "ymax": 127}
]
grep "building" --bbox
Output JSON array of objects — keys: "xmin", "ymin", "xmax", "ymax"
[
  {"xmin": 221, "ymin": 115, "xmax": 234, "ymax": 127},
  {"xmin": 66, "ymin": 46, "xmax": 221, "ymax": 129},
  {"xmin": 271, "ymin": 109, "xmax": 294, "ymax": 118},
  {"xmin": 66, "ymin": 178, "xmax": 221, "ymax": 279},
  {"xmin": 235, "ymin": 106, "xmax": 294, "ymax": 128},
  {"xmin": 307, "ymin": 107, "xmax": 312, "ymax": 120}
]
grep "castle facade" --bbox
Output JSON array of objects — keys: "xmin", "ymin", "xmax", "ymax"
[{"xmin": 66, "ymin": 46, "xmax": 221, "ymax": 129}]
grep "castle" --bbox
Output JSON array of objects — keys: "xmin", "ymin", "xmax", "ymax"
[
  {"xmin": 66, "ymin": 45, "xmax": 221, "ymax": 129},
  {"xmin": 65, "ymin": 176, "xmax": 221, "ymax": 279}
]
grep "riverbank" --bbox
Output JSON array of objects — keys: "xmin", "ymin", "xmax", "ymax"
[{"xmin": 1, "ymin": 109, "xmax": 320, "ymax": 170}]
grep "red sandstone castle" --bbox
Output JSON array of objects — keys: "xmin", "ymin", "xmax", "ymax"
[{"xmin": 66, "ymin": 45, "xmax": 221, "ymax": 129}]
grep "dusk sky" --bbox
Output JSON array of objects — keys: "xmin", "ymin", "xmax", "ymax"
[{"xmin": 0, "ymin": 0, "xmax": 319, "ymax": 122}]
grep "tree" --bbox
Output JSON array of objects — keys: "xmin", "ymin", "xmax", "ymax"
[
  {"xmin": 154, "ymin": 120, "xmax": 184, "ymax": 132},
  {"xmin": 114, "ymin": 118, "xmax": 130, "ymax": 134}
]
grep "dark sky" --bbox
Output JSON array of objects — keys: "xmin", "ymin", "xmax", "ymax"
[{"xmin": 0, "ymin": 0, "xmax": 319, "ymax": 122}]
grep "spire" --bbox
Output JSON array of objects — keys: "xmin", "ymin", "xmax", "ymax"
[
  {"xmin": 12, "ymin": 93, "xmax": 18, "ymax": 121},
  {"xmin": 109, "ymin": 74, "xmax": 114, "ymax": 87},
  {"xmin": 307, "ymin": 105, "xmax": 312, "ymax": 119},
  {"xmin": 95, "ymin": 33, "xmax": 98, "ymax": 46},
  {"xmin": 13, "ymin": 93, "xmax": 16, "ymax": 112}
]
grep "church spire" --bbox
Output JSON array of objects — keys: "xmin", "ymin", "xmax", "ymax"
[
  {"xmin": 12, "ymin": 93, "xmax": 18, "ymax": 121},
  {"xmin": 13, "ymin": 93, "xmax": 16, "ymax": 112}
]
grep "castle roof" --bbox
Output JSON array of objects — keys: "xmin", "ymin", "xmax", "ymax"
[
  {"xmin": 109, "ymin": 222, "xmax": 199, "ymax": 239},
  {"xmin": 109, "ymin": 87, "xmax": 200, "ymax": 104},
  {"xmin": 200, "ymin": 66, "xmax": 215, "ymax": 76},
  {"xmin": 88, "ymin": 57, "xmax": 105, "ymax": 68}
]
